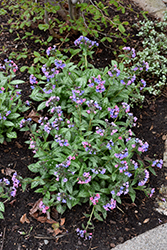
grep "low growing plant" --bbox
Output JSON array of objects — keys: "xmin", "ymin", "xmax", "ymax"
[
  {"xmin": 20, "ymin": 37, "xmax": 162, "ymax": 237},
  {"xmin": 126, "ymin": 12, "xmax": 167, "ymax": 95},
  {"xmin": 0, "ymin": 59, "xmax": 29, "ymax": 143},
  {"xmin": 0, "ymin": 172, "xmax": 20, "ymax": 219}
]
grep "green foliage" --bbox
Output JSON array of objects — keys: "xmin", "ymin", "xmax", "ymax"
[
  {"xmin": 127, "ymin": 12, "xmax": 167, "ymax": 95},
  {"xmin": 0, "ymin": 60, "xmax": 29, "ymax": 143},
  {"xmin": 20, "ymin": 39, "xmax": 161, "ymax": 226}
]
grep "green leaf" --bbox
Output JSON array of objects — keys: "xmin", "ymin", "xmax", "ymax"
[
  {"xmin": 65, "ymin": 131, "xmax": 71, "ymax": 142},
  {"xmin": 10, "ymin": 80, "xmax": 24, "ymax": 85},
  {"xmin": 56, "ymin": 204, "xmax": 66, "ymax": 214},
  {"xmin": 118, "ymin": 24, "xmax": 125, "ymax": 33},
  {"xmin": 28, "ymin": 163, "xmax": 40, "ymax": 173},
  {"xmin": 34, "ymin": 51, "xmax": 41, "ymax": 57},
  {"xmin": 91, "ymin": 181, "xmax": 100, "ymax": 191},
  {"xmin": 98, "ymin": 174, "xmax": 110, "ymax": 180},
  {"xmin": 129, "ymin": 190, "xmax": 136, "ymax": 203},
  {"xmin": 37, "ymin": 101, "xmax": 47, "ymax": 111},
  {"xmin": 49, "ymin": 185, "xmax": 57, "ymax": 192},
  {"xmin": 4, "ymin": 121, "xmax": 14, "ymax": 127},
  {"xmin": 8, "ymin": 113, "xmax": 20, "ymax": 119},
  {"xmin": 94, "ymin": 211, "xmax": 103, "ymax": 221},
  {"xmin": 38, "ymin": 23, "xmax": 49, "ymax": 31},
  {"xmin": 0, "ymin": 212, "xmax": 4, "ymax": 219},
  {"xmin": 66, "ymin": 199, "xmax": 72, "ymax": 209},
  {"xmin": 78, "ymin": 189, "xmax": 89, "ymax": 198},
  {"xmin": 0, "ymin": 202, "xmax": 5, "ymax": 212},
  {"xmin": 20, "ymin": 66, "xmax": 28, "ymax": 72},
  {"xmin": 65, "ymin": 181, "xmax": 73, "ymax": 194},
  {"xmin": 148, "ymin": 166, "xmax": 156, "ymax": 176},
  {"xmin": 6, "ymin": 131, "xmax": 17, "ymax": 139}
]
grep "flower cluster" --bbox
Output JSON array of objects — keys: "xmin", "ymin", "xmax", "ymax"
[
  {"xmin": 74, "ymin": 35, "xmax": 99, "ymax": 49},
  {"xmin": 138, "ymin": 169, "xmax": 149, "ymax": 186},
  {"xmin": 77, "ymin": 172, "xmax": 91, "ymax": 184},
  {"xmin": 45, "ymin": 96, "xmax": 60, "ymax": 107},
  {"xmin": 108, "ymin": 64, "xmax": 120, "ymax": 77},
  {"xmin": 91, "ymin": 167, "xmax": 106, "ymax": 174},
  {"xmin": 152, "ymin": 159, "xmax": 163, "ymax": 168},
  {"xmin": 123, "ymin": 47, "xmax": 136, "ymax": 58},
  {"xmin": 86, "ymin": 100, "xmax": 102, "ymax": 114},
  {"xmin": 46, "ymin": 45, "xmax": 56, "ymax": 56},
  {"xmin": 103, "ymin": 198, "xmax": 116, "ymax": 211},
  {"xmin": 90, "ymin": 193, "xmax": 100, "ymax": 205},
  {"xmin": 76, "ymin": 228, "xmax": 92, "ymax": 240},
  {"xmin": 135, "ymin": 138, "xmax": 149, "ymax": 152},
  {"xmin": 56, "ymin": 192, "xmax": 72, "ymax": 203},
  {"xmin": 39, "ymin": 200, "xmax": 49, "ymax": 213},
  {"xmin": 115, "ymin": 148, "xmax": 128, "ymax": 160},
  {"xmin": 11, "ymin": 172, "xmax": 20, "ymax": 197},
  {"xmin": 54, "ymin": 156, "xmax": 75, "ymax": 181},
  {"xmin": 70, "ymin": 89, "xmax": 86, "ymax": 107},
  {"xmin": 82, "ymin": 141, "xmax": 96, "ymax": 154},
  {"xmin": 96, "ymin": 127, "xmax": 105, "ymax": 136},
  {"xmin": 140, "ymin": 79, "xmax": 146, "ymax": 90},
  {"xmin": 111, "ymin": 181, "xmax": 129, "ymax": 197},
  {"xmin": 108, "ymin": 105, "xmax": 119, "ymax": 119},
  {"xmin": 106, "ymin": 139, "xmax": 114, "ymax": 150},
  {"xmin": 55, "ymin": 134, "xmax": 69, "ymax": 147},
  {"xmin": 30, "ymin": 74, "xmax": 38, "ymax": 85},
  {"xmin": 42, "ymin": 64, "xmax": 59, "ymax": 80},
  {"xmin": 88, "ymin": 75, "xmax": 105, "ymax": 93},
  {"xmin": 1, "ymin": 59, "xmax": 18, "ymax": 73}
]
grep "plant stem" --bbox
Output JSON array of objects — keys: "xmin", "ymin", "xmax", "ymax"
[{"xmin": 85, "ymin": 205, "xmax": 95, "ymax": 231}]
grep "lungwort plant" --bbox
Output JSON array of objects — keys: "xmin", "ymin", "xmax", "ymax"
[
  {"xmin": 20, "ymin": 36, "xmax": 162, "ymax": 233},
  {"xmin": 0, "ymin": 59, "xmax": 29, "ymax": 143}
]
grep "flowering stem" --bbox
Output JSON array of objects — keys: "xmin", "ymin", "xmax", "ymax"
[
  {"xmin": 85, "ymin": 205, "xmax": 95, "ymax": 231},
  {"xmin": 85, "ymin": 54, "xmax": 88, "ymax": 69}
]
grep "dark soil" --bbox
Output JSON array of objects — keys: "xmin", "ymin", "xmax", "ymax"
[{"xmin": 1, "ymin": 1, "xmax": 167, "ymax": 250}]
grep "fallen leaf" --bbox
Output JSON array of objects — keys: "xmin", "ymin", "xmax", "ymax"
[
  {"xmin": 27, "ymin": 110, "xmax": 40, "ymax": 123},
  {"xmin": 60, "ymin": 218, "xmax": 65, "ymax": 226},
  {"xmin": 52, "ymin": 222, "xmax": 59, "ymax": 229},
  {"xmin": 36, "ymin": 216, "xmax": 48, "ymax": 223},
  {"xmin": 46, "ymin": 218, "xmax": 57, "ymax": 224},
  {"xmin": 53, "ymin": 228, "xmax": 62, "ymax": 236},
  {"xmin": 143, "ymin": 218, "xmax": 150, "ymax": 224},
  {"xmin": 29, "ymin": 198, "xmax": 57, "ymax": 224},
  {"xmin": 15, "ymin": 141, "xmax": 23, "ymax": 148},
  {"xmin": 5, "ymin": 168, "xmax": 16, "ymax": 177},
  {"xmin": 29, "ymin": 198, "xmax": 43, "ymax": 216},
  {"xmin": 51, "ymin": 207, "xmax": 58, "ymax": 220},
  {"xmin": 162, "ymin": 135, "xmax": 167, "ymax": 140},
  {"xmin": 149, "ymin": 125, "xmax": 153, "ymax": 130},
  {"xmin": 20, "ymin": 213, "xmax": 30, "ymax": 224},
  {"xmin": 9, "ymin": 199, "xmax": 16, "ymax": 206}
]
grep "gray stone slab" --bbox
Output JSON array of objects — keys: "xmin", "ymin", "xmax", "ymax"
[
  {"xmin": 131, "ymin": 0, "xmax": 167, "ymax": 20},
  {"xmin": 113, "ymin": 223, "xmax": 167, "ymax": 250}
]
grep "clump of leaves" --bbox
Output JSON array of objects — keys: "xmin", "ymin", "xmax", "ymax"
[{"xmin": 0, "ymin": 59, "xmax": 29, "ymax": 143}]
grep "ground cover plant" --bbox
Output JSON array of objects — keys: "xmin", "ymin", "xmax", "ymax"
[
  {"xmin": 1, "ymin": 0, "xmax": 167, "ymax": 249},
  {"xmin": 125, "ymin": 12, "xmax": 167, "ymax": 96},
  {"xmin": 18, "ymin": 36, "xmax": 163, "ymax": 238}
]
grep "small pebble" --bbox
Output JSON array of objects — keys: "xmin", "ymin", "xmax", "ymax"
[
  {"xmin": 110, "ymin": 243, "xmax": 116, "ymax": 248},
  {"xmin": 118, "ymin": 236, "xmax": 124, "ymax": 243},
  {"xmin": 44, "ymin": 240, "xmax": 49, "ymax": 245}
]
